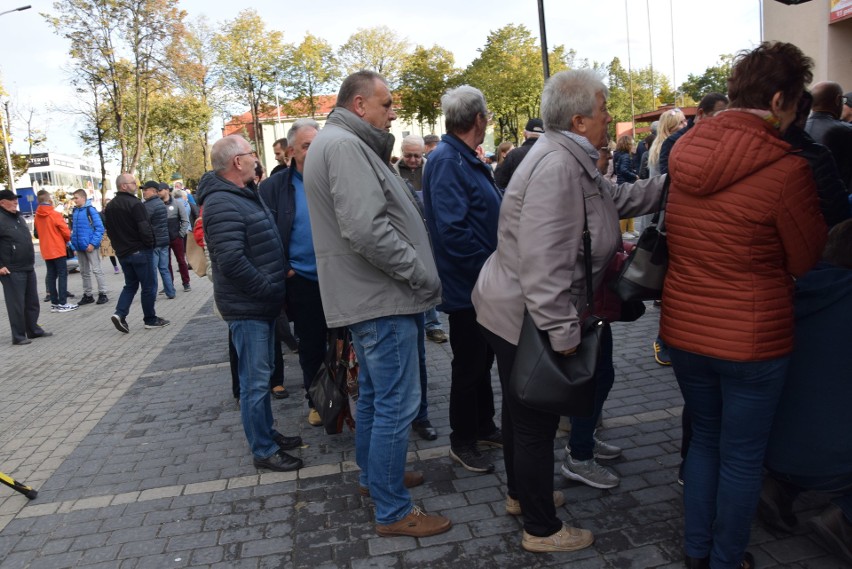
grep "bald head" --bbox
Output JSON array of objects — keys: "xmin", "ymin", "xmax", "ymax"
[
  {"xmin": 115, "ymin": 173, "xmax": 138, "ymax": 194},
  {"xmin": 811, "ymin": 81, "xmax": 844, "ymax": 118}
]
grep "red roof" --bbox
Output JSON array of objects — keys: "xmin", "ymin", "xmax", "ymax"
[{"xmin": 223, "ymin": 95, "xmax": 338, "ymax": 138}]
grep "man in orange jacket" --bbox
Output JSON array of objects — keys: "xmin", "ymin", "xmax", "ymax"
[{"xmin": 34, "ymin": 190, "xmax": 78, "ymax": 313}]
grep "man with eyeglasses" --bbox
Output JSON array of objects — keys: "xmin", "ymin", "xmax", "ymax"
[
  {"xmin": 198, "ymin": 135, "xmax": 303, "ymax": 473},
  {"xmin": 806, "ymin": 81, "xmax": 852, "ymax": 145},
  {"xmin": 395, "ymin": 135, "xmax": 427, "ymax": 193},
  {"xmin": 103, "ymin": 173, "xmax": 168, "ymax": 333},
  {"xmin": 422, "ymin": 85, "xmax": 503, "ymax": 474}
]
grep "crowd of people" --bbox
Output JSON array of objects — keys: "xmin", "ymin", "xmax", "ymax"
[{"xmin": 2, "ymin": 38, "xmax": 851, "ymax": 569}]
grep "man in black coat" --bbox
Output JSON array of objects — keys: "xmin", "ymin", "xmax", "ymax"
[
  {"xmin": 0, "ymin": 189, "xmax": 52, "ymax": 344},
  {"xmin": 493, "ymin": 118, "xmax": 543, "ymax": 189},
  {"xmin": 199, "ymin": 134, "xmax": 303, "ymax": 473}
]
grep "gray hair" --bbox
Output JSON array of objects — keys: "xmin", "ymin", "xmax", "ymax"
[
  {"xmin": 401, "ymin": 134, "xmax": 425, "ymax": 150},
  {"xmin": 541, "ymin": 69, "xmax": 609, "ymax": 132},
  {"xmin": 650, "ymin": 120, "xmax": 659, "ymax": 135},
  {"xmin": 173, "ymin": 189, "xmax": 185, "ymax": 199},
  {"xmin": 442, "ymin": 85, "xmax": 487, "ymax": 134},
  {"xmin": 287, "ymin": 118, "xmax": 320, "ymax": 146},
  {"xmin": 211, "ymin": 135, "xmax": 246, "ymax": 173}
]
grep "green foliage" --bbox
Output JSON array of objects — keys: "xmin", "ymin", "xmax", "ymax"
[
  {"xmin": 211, "ymin": 9, "xmax": 285, "ymax": 150},
  {"xmin": 137, "ymin": 93, "xmax": 212, "ymax": 182},
  {"xmin": 463, "ymin": 24, "xmax": 571, "ymax": 144},
  {"xmin": 337, "ymin": 26, "xmax": 409, "ymax": 88},
  {"xmin": 397, "ymin": 45, "xmax": 459, "ymax": 131},
  {"xmin": 679, "ymin": 55, "xmax": 733, "ymax": 101},
  {"xmin": 284, "ymin": 33, "xmax": 341, "ymax": 117}
]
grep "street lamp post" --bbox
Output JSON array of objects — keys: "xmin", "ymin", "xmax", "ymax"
[{"xmin": 0, "ymin": 5, "xmax": 32, "ymax": 191}]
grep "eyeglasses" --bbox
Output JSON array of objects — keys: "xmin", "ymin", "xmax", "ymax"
[
  {"xmin": 481, "ymin": 111, "xmax": 494, "ymax": 122},
  {"xmin": 402, "ymin": 152, "xmax": 422, "ymax": 159},
  {"xmin": 236, "ymin": 151, "xmax": 258, "ymax": 159}
]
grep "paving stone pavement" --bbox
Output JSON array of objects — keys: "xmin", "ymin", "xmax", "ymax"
[{"xmin": 0, "ymin": 253, "xmax": 846, "ymax": 568}]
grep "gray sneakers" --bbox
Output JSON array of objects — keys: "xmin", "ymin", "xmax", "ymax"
[
  {"xmin": 565, "ymin": 436, "xmax": 622, "ymax": 461},
  {"xmin": 561, "ymin": 455, "xmax": 620, "ymax": 489}
]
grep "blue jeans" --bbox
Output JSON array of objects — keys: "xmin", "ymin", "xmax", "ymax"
[
  {"xmin": 569, "ymin": 322, "xmax": 614, "ymax": 460},
  {"xmin": 229, "ymin": 319, "xmax": 282, "ymax": 460},
  {"xmin": 424, "ymin": 307, "xmax": 442, "ymax": 332},
  {"xmin": 116, "ymin": 250, "xmax": 157, "ymax": 324},
  {"xmin": 348, "ymin": 315, "xmax": 420, "ymax": 525},
  {"xmin": 671, "ymin": 347, "xmax": 789, "ymax": 568},
  {"xmin": 44, "ymin": 257, "xmax": 68, "ymax": 305},
  {"xmin": 152, "ymin": 246, "xmax": 176, "ymax": 298}
]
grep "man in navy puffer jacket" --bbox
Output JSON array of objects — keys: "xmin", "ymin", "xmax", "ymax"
[{"xmin": 199, "ymin": 135, "xmax": 303, "ymax": 473}]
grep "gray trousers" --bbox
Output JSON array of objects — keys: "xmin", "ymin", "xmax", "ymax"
[{"xmin": 77, "ymin": 249, "xmax": 107, "ymax": 295}]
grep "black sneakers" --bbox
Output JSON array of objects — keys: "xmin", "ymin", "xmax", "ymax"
[
  {"xmin": 96, "ymin": 293, "xmax": 109, "ymax": 305},
  {"xmin": 450, "ymin": 444, "xmax": 494, "ymax": 473},
  {"xmin": 111, "ymin": 314, "xmax": 130, "ymax": 334},
  {"xmin": 78, "ymin": 294, "xmax": 95, "ymax": 306},
  {"xmin": 253, "ymin": 450, "xmax": 303, "ymax": 472},
  {"xmin": 144, "ymin": 317, "xmax": 170, "ymax": 329}
]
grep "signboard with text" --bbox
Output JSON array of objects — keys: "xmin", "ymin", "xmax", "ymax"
[{"xmin": 831, "ymin": 0, "xmax": 852, "ymax": 23}]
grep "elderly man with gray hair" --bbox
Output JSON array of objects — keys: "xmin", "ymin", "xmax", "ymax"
[
  {"xmin": 259, "ymin": 117, "xmax": 330, "ymax": 427},
  {"xmin": 198, "ymin": 134, "xmax": 304, "ymax": 473},
  {"xmin": 422, "ymin": 85, "xmax": 503, "ymax": 474}
]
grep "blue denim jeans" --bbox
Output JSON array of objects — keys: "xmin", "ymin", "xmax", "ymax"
[
  {"xmin": 116, "ymin": 250, "xmax": 157, "ymax": 324},
  {"xmin": 348, "ymin": 315, "xmax": 420, "ymax": 525},
  {"xmin": 229, "ymin": 319, "xmax": 282, "ymax": 460},
  {"xmin": 414, "ymin": 312, "xmax": 429, "ymax": 423},
  {"xmin": 152, "ymin": 246, "xmax": 176, "ymax": 298},
  {"xmin": 671, "ymin": 347, "xmax": 789, "ymax": 568},
  {"xmin": 569, "ymin": 322, "xmax": 614, "ymax": 460},
  {"xmin": 424, "ymin": 306, "xmax": 442, "ymax": 332},
  {"xmin": 44, "ymin": 256, "xmax": 68, "ymax": 305}
]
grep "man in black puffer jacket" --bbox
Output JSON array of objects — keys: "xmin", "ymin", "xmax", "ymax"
[
  {"xmin": 198, "ymin": 134, "xmax": 303, "ymax": 473},
  {"xmin": 142, "ymin": 181, "xmax": 176, "ymax": 299}
]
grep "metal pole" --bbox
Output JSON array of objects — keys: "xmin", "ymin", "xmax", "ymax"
[
  {"xmin": 625, "ymin": 0, "xmax": 636, "ymax": 133},
  {"xmin": 0, "ymin": 103, "xmax": 14, "ymax": 191},
  {"xmin": 647, "ymin": 0, "xmax": 655, "ymax": 106},
  {"xmin": 537, "ymin": 0, "xmax": 550, "ymax": 80},
  {"xmin": 0, "ymin": 5, "xmax": 31, "ymax": 17},
  {"xmin": 670, "ymin": 0, "xmax": 678, "ymax": 106}
]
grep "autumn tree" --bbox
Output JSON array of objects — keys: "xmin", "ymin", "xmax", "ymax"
[
  {"xmin": 283, "ymin": 33, "xmax": 341, "ymax": 118},
  {"xmin": 463, "ymin": 24, "xmax": 573, "ymax": 144},
  {"xmin": 212, "ymin": 9, "xmax": 284, "ymax": 152},
  {"xmin": 0, "ymin": 84, "xmax": 29, "ymax": 187},
  {"xmin": 45, "ymin": 0, "xmax": 186, "ymax": 174},
  {"xmin": 337, "ymin": 26, "xmax": 410, "ymax": 87},
  {"xmin": 679, "ymin": 55, "xmax": 732, "ymax": 101},
  {"xmin": 397, "ymin": 45, "xmax": 459, "ymax": 132}
]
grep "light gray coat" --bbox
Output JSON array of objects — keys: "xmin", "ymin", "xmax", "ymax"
[
  {"xmin": 472, "ymin": 130, "xmax": 666, "ymax": 351},
  {"xmin": 303, "ymin": 107, "xmax": 441, "ymax": 327}
]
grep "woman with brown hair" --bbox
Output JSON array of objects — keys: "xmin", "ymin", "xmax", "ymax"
[{"xmin": 663, "ymin": 41, "xmax": 827, "ymax": 569}]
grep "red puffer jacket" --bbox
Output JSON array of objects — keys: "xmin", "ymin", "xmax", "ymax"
[{"xmin": 661, "ymin": 111, "xmax": 827, "ymax": 361}]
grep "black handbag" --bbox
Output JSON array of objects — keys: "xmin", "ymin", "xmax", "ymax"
[
  {"xmin": 610, "ymin": 175, "xmax": 671, "ymax": 301},
  {"xmin": 508, "ymin": 196, "xmax": 604, "ymax": 418},
  {"xmin": 308, "ymin": 328, "xmax": 356, "ymax": 434}
]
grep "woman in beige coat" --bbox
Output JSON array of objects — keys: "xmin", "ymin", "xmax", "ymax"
[{"xmin": 472, "ymin": 69, "xmax": 666, "ymax": 553}]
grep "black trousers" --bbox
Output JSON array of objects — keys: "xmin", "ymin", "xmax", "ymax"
[
  {"xmin": 481, "ymin": 325, "xmax": 563, "ymax": 538},
  {"xmin": 286, "ymin": 274, "xmax": 327, "ymax": 409},
  {"xmin": 1, "ymin": 270, "xmax": 43, "ymax": 343},
  {"xmin": 447, "ymin": 308, "xmax": 497, "ymax": 447}
]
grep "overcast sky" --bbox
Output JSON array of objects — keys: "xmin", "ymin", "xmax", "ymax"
[{"xmin": 1, "ymin": 0, "xmax": 763, "ymax": 156}]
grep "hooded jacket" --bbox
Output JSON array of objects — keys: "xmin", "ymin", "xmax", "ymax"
[
  {"xmin": 70, "ymin": 199, "xmax": 104, "ymax": 251},
  {"xmin": 34, "ymin": 203, "xmax": 71, "ymax": 260},
  {"xmin": 660, "ymin": 111, "xmax": 827, "ymax": 361},
  {"xmin": 198, "ymin": 171, "xmax": 286, "ymax": 321},
  {"xmin": 303, "ymin": 107, "xmax": 441, "ymax": 327},
  {"xmin": 765, "ymin": 262, "xmax": 852, "ymax": 476}
]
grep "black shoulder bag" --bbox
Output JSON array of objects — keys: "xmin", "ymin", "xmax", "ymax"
[{"xmin": 508, "ymin": 194, "xmax": 604, "ymax": 418}]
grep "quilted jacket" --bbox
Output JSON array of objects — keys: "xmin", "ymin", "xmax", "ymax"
[{"xmin": 660, "ymin": 111, "xmax": 827, "ymax": 361}]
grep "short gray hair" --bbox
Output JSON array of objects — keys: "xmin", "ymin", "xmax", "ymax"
[
  {"xmin": 442, "ymin": 85, "xmax": 487, "ymax": 134},
  {"xmin": 541, "ymin": 69, "xmax": 609, "ymax": 132},
  {"xmin": 401, "ymin": 134, "xmax": 424, "ymax": 150},
  {"xmin": 211, "ymin": 135, "xmax": 246, "ymax": 172},
  {"xmin": 287, "ymin": 118, "xmax": 320, "ymax": 146},
  {"xmin": 173, "ymin": 189, "xmax": 186, "ymax": 199}
]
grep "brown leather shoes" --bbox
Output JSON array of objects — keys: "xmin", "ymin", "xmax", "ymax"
[
  {"xmin": 359, "ymin": 471, "xmax": 424, "ymax": 496},
  {"xmin": 376, "ymin": 506, "xmax": 452, "ymax": 537}
]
